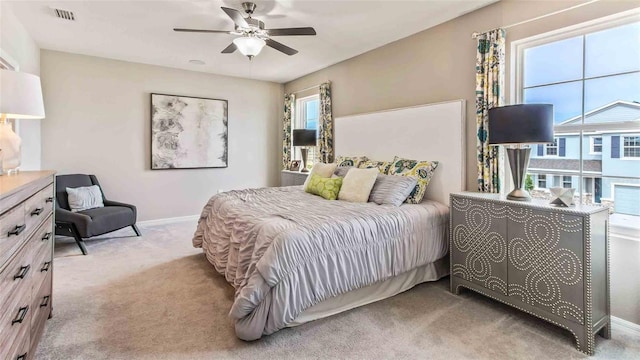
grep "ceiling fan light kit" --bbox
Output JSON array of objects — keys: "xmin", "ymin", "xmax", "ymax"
[
  {"xmin": 233, "ymin": 37, "xmax": 265, "ymax": 59},
  {"xmin": 174, "ymin": 2, "xmax": 316, "ymax": 60}
]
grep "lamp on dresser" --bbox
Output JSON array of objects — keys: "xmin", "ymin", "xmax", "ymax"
[
  {"xmin": 0, "ymin": 69, "xmax": 46, "ymax": 175},
  {"xmin": 292, "ymin": 129, "xmax": 317, "ymax": 173},
  {"xmin": 488, "ymin": 104, "xmax": 554, "ymax": 201}
]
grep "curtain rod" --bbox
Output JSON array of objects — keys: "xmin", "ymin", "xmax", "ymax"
[
  {"xmin": 289, "ymin": 84, "xmax": 321, "ymax": 94},
  {"xmin": 471, "ymin": 0, "xmax": 599, "ymax": 38}
]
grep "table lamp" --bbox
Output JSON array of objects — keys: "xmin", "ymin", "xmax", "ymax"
[
  {"xmin": 292, "ymin": 129, "xmax": 317, "ymax": 173},
  {"xmin": 0, "ymin": 69, "xmax": 46, "ymax": 175},
  {"xmin": 488, "ymin": 104, "xmax": 554, "ymax": 201}
]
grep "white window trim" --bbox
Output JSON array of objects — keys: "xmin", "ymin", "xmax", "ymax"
[
  {"xmin": 537, "ymin": 174, "xmax": 547, "ymax": 189},
  {"xmin": 510, "ymin": 9, "xmax": 640, "ymax": 238},
  {"xmin": 621, "ymin": 134, "xmax": 640, "ymax": 160},
  {"xmin": 589, "ymin": 136, "xmax": 603, "ymax": 155},
  {"xmin": 545, "ymin": 138, "xmax": 560, "ymax": 157}
]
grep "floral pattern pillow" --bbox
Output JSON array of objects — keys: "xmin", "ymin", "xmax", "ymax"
[
  {"xmin": 387, "ymin": 156, "xmax": 439, "ymax": 204},
  {"xmin": 358, "ymin": 160, "xmax": 391, "ymax": 174},
  {"xmin": 335, "ymin": 155, "xmax": 368, "ymax": 168}
]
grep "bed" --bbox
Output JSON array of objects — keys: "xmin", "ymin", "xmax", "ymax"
[{"xmin": 193, "ymin": 100, "xmax": 466, "ymax": 340}]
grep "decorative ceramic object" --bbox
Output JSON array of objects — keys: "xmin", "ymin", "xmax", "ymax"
[
  {"xmin": 0, "ymin": 122, "xmax": 22, "ymax": 174},
  {"xmin": 549, "ymin": 187, "xmax": 575, "ymax": 207}
]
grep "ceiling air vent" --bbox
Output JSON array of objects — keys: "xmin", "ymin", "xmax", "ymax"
[{"xmin": 52, "ymin": 8, "xmax": 75, "ymax": 21}]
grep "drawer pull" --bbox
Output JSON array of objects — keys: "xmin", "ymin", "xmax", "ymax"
[
  {"xmin": 40, "ymin": 295, "xmax": 50, "ymax": 308},
  {"xmin": 13, "ymin": 265, "xmax": 31, "ymax": 280},
  {"xmin": 45, "ymin": 197, "xmax": 54, "ymax": 203},
  {"xmin": 42, "ymin": 232, "xmax": 52, "ymax": 241},
  {"xmin": 16, "ymin": 352, "xmax": 27, "ymax": 360},
  {"xmin": 31, "ymin": 207, "xmax": 44, "ymax": 216},
  {"xmin": 11, "ymin": 306, "xmax": 29, "ymax": 325},
  {"xmin": 8, "ymin": 224, "xmax": 26, "ymax": 237},
  {"xmin": 41, "ymin": 261, "xmax": 51, "ymax": 272}
]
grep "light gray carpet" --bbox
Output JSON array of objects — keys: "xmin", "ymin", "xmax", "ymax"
[{"xmin": 36, "ymin": 220, "xmax": 639, "ymax": 360}]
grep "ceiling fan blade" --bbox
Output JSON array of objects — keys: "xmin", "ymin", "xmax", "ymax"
[
  {"xmin": 174, "ymin": 28, "xmax": 231, "ymax": 34},
  {"xmin": 266, "ymin": 27, "xmax": 316, "ymax": 36},
  {"xmin": 221, "ymin": 7, "xmax": 249, "ymax": 28},
  {"xmin": 221, "ymin": 43, "xmax": 237, "ymax": 54},
  {"xmin": 265, "ymin": 39, "xmax": 298, "ymax": 56}
]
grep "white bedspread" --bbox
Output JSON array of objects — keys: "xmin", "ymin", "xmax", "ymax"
[{"xmin": 193, "ymin": 186, "xmax": 449, "ymax": 340}]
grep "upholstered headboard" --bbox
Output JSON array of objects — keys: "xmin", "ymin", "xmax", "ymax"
[{"xmin": 334, "ymin": 100, "xmax": 466, "ymax": 206}]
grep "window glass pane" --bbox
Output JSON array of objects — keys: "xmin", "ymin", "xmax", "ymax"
[
  {"xmin": 586, "ymin": 22, "xmax": 640, "ymax": 78},
  {"xmin": 584, "ymin": 72, "xmax": 640, "ymax": 115},
  {"xmin": 305, "ymin": 99, "xmax": 319, "ymax": 130},
  {"xmin": 524, "ymin": 81, "xmax": 583, "ymax": 124},
  {"xmin": 523, "ymin": 36, "xmax": 583, "ymax": 87}
]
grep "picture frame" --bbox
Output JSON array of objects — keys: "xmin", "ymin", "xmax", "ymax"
[
  {"xmin": 289, "ymin": 160, "xmax": 301, "ymax": 172},
  {"xmin": 150, "ymin": 93, "xmax": 228, "ymax": 170}
]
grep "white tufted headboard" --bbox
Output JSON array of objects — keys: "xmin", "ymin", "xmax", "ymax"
[{"xmin": 334, "ymin": 100, "xmax": 466, "ymax": 206}]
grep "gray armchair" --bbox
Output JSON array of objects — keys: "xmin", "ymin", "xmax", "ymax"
[{"xmin": 55, "ymin": 174, "xmax": 140, "ymax": 255}]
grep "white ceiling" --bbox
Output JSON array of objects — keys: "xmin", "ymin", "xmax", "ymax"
[{"xmin": 7, "ymin": 0, "xmax": 496, "ymax": 83}]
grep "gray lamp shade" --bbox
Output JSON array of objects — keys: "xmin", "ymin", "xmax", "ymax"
[
  {"xmin": 292, "ymin": 129, "xmax": 317, "ymax": 146},
  {"xmin": 488, "ymin": 104, "xmax": 554, "ymax": 145}
]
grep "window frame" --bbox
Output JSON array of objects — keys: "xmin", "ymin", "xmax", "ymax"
[
  {"xmin": 294, "ymin": 94, "xmax": 320, "ymax": 168},
  {"xmin": 621, "ymin": 134, "xmax": 640, "ymax": 160},
  {"xmin": 511, "ymin": 9, "xmax": 640, "ymax": 238},
  {"xmin": 563, "ymin": 175, "xmax": 573, "ymax": 188},
  {"xmin": 545, "ymin": 138, "xmax": 559, "ymax": 157},
  {"xmin": 590, "ymin": 136, "xmax": 603, "ymax": 154},
  {"xmin": 537, "ymin": 174, "xmax": 547, "ymax": 189}
]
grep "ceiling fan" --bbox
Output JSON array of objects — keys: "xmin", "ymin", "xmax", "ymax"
[{"xmin": 174, "ymin": 2, "xmax": 316, "ymax": 60}]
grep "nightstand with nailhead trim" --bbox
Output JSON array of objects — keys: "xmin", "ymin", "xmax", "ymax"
[{"xmin": 450, "ymin": 192, "xmax": 610, "ymax": 355}]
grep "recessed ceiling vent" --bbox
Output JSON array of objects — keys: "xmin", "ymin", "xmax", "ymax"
[{"xmin": 52, "ymin": 8, "xmax": 75, "ymax": 21}]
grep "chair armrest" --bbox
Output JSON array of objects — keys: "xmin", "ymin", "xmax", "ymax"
[
  {"xmin": 56, "ymin": 208, "xmax": 92, "ymax": 236},
  {"xmin": 103, "ymin": 200, "xmax": 137, "ymax": 219}
]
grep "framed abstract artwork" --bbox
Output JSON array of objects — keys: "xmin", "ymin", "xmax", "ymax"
[{"xmin": 151, "ymin": 93, "xmax": 228, "ymax": 169}]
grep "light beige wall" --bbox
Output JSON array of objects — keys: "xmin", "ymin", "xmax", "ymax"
[
  {"xmin": 0, "ymin": 2, "xmax": 41, "ymax": 170},
  {"xmin": 284, "ymin": 0, "xmax": 640, "ymax": 325},
  {"xmin": 41, "ymin": 50, "xmax": 283, "ymax": 221}
]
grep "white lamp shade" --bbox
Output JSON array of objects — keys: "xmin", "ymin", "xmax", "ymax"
[
  {"xmin": 0, "ymin": 69, "xmax": 45, "ymax": 119},
  {"xmin": 233, "ymin": 37, "xmax": 266, "ymax": 57}
]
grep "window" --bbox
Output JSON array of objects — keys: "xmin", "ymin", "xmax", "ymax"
[
  {"xmin": 537, "ymin": 175, "xmax": 547, "ymax": 188},
  {"xmin": 515, "ymin": 15, "xmax": 640, "ymax": 231},
  {"xmin": 623, "ymin": 135, "xmax": 640, "ymax": 158},
  {"xmin": 546, "ymin": 138, "xmax": 558, "ymax": 156},
  {"xmin": 294, "ymin": 95, "xmax": 320, "ymax": 169},
  {"xmin": 590, "ymin": 136, "xmax": 602, "ymax": 154}
]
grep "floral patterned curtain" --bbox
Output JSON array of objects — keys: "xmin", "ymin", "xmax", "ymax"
[
  {"xmin": 318, "ymin": 82, "xmax": 334, "ymax": 163},
  {"xmin": 282, "ymin": 93, "xmax": 295, "ymax": 170},
  {"xmin": 476, "ymin": 29, "xmax": 505, "ymax": 193}
]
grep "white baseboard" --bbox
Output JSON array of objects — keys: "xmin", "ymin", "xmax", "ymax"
[
  {"xmin": 612, "ymin": 316, "xmax": 640, "ymax": 334},
  {"xmin": 137, "ymin": 215, "xmax": 199, "ymax": 227}
]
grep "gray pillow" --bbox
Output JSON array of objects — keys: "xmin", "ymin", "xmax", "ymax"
[
  {"xmin": 333, "ymin": 166, "xmax": 352, "ymax": 178},
  {"xmin": 369, "ymin": 174, "xmax": 418, "ymax": 206},
  {"xmin": 66, "ymin": 185, "xmax": 104, "ymax": 212}
]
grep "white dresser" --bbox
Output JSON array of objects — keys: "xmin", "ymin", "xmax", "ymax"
[
  {"xmin": 0, "ymin": 171, "xmax": 56, "ymax": 360},
  {"xmin": 280, "ymin": 170, "xmax": 308, "ymax": 186}
]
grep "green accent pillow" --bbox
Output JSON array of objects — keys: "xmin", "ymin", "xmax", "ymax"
[{"xmin": 305, "ymin": 174, "xmax": 343, "ymax": 200}]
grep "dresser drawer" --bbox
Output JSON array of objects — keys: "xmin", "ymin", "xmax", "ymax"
[
  {"xmin": 31, "ymin": 271, "xmax": 52, "ymax": 343},
  {"xmin": 0, "ymin": 204, "xmax": 27, "ymax": 267},
  {"xmin": 23, "ymin": 184, "xmax": 54, "ymax": 240},
  {"xmin": 0, "ymin": 283, "xmax": 32, "ymax": 360},
  {"xmin": 0, "ymin": 240, "xmax": 37, "ymax": 308},
  {"xmin": 8, "ymin": 332, "xmax": 30, "ymax": 360},
  {"xmin": 32, "ymin": 227, "xmax": 53, "ymax": 293}
]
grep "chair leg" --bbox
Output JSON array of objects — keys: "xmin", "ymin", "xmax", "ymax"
[
  {"xmin": 132, "ymin": 224, "xmax": 142, "ymax": 237},
  {"xmin": 71, "ymin": 230, "xmax": 88, "ymax": 255}
]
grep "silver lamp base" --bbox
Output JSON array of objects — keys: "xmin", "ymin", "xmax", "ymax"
[
  {"xmin": 506, "ymin": 147, "xmax": 532, "ymax": 202},
  {"xmin": 300, "ymin": 148, "xmax": 310, "ymax": 173}
]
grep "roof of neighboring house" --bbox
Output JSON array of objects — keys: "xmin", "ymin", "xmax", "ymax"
[
  {"xmin": 530, "ymin": 159, "xmax": 602, "ymax": 172},
  {"xmin": 558, "ymin": 101, "xmax": 640, "ymax": 126}
]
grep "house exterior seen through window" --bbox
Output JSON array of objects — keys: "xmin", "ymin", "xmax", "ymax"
[
  {"xmin": 294, "ymin": 95, "xmax": 320, "ymax": 169},
  {"xmin": 516, "ymin": 18, "xmax": 640, "ymax": 227}
]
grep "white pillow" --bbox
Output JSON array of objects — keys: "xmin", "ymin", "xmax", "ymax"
[
  {"xmin": 303, "ymin": 163, "xmax": 338, "ymax": 190},
  {"xmin": 66, "ymin": 185, "xmax": 104, "ymax": 212},
  {"xmin": 338, "ymin": 168, "xmax": 379, "ymax": 203}
]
